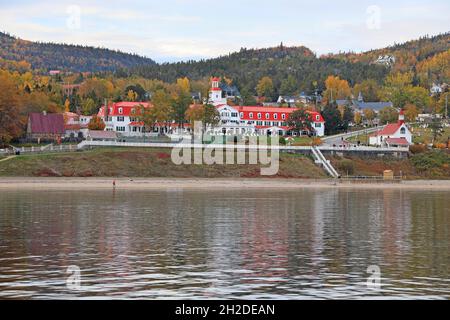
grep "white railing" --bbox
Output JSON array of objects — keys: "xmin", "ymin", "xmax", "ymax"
[
  {"xmin": 2, "ymin": 144, "xmax": 78, "ymax": 155},
  {"xmin": 311, "ymin": 146, "xmax": 339, "ymax": 178}
]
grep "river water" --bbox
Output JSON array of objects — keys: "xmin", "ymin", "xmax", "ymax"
[{"xmin": 0, "ymin": 188, "xmax": 448, "ymax": 299}]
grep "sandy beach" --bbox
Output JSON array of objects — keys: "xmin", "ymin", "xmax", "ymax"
[{"xmin": 1, "ymin": 177, "xmax": 450, "ymax": 190}]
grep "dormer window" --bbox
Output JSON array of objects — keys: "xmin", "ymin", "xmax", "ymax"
[
  {"xmin": 316, "ymin": 115, "xmax": 320, "ymax": 121},
  {"xmin": 282, "ymin": 114, "xmax": 286, "ymax": 120},
  {"xmin": 258, "ymin": 113, "xmax": 262, "ymax": 119},
  {"xmin": 249, "ymin": 112, "xmax": 254, "ymax": 119},
  {"xmin": 118, "ymin": 107, "xmax": 123, "ymax": 114},
  {"xmin": 265, "ymin": 113, "xmax": 270, "ymax": 119},
  {"xmin": 274, "ymin": 114, "xmax": 278, "ymax": 120}
]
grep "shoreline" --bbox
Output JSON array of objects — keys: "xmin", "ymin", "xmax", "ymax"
[{"xmin": 1, "ymin": 177, "xmax": 450, "ymax": 190}]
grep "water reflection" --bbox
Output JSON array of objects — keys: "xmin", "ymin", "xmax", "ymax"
[{"xmin": 0, "ymin": 188, "xmax": 448, "ymax": 299}]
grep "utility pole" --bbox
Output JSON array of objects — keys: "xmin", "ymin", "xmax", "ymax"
[{"xmin": 445, "ymin": 93, "xmax": 448, "ymax": 119}]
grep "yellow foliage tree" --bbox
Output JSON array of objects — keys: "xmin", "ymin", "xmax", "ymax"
[{"xmin": 322, "ymin": 75, "xmax": 351, "ymax": 105}]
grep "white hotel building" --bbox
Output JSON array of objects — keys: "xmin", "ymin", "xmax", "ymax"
[{"xmin": 96, "ymin": 78, "xmax": 325, "ymax": 137}]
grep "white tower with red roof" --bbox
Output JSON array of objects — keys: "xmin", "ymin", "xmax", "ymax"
[{"xmin": 209, "ymin": 77, "xmax": 227, "ymax": 105}]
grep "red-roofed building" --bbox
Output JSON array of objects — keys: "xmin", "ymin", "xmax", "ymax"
[
  {"xmin": 27, "ymin": 112, "xmax": 65, "ymax": 142},
  {"xmin": 369, "ymin": 110, "xmax": 412, "ymax": 147},
  {"xmin": 97, "ymin": 102, "xmax": 152, "ymax": 136},
  {"xmin": 215, "ymin": 104, "xmax": 325, "ymax": 136}
]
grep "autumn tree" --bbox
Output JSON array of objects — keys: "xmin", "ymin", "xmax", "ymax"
[
  {"xmin": 0, "ymin": 71, "xmax": 24, "ymax": 144},
  {"xmin": 379, "ymin": 106, "xmax": 398, "ymax": 124},
  {"xmin": 404, "ymin": 104, "xmax": 419, "ymax": 122},
  {"xmin": 256, "ymin": 77, "xmax": 274, "ymax": 99},
  {"xmin": 363, "ymin": 109, "xmax": 376, "ymax": 125},
  {"xmin": 145, "ymin": 90, "xmax": 173, "ymax": 133},
  {"xmin": 176, "ymin": 77, "xmax": 191, "ymax": 94},
  {"xmin": 171, "ymin": 80, "xmax": 193, "ymax": 128},
  {"xmin": 185, "ymin": 104, "xmax": 220, "ymax": 131},
  {"xmin": 354, "ymin": 112, "xmax": 362, "ymax": 126},
  {"xmin": 81, "ymin": 98, "xmax": 97, "ymax": 115},
  {"xmin": 322, "ymin": 75, "xmax": 351, "ymax": 105},
  {"xmin": 353, "ymin": 79, "xmax": 380, "ymax": 102},
  {"xmin": 88, "ymin": 115, "xmax": 106, "ymax": 130}
]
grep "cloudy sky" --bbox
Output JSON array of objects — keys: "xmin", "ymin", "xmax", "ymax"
[{"xmin": 0, "ymin": 0, "xmax": 449, "ymax": 62}]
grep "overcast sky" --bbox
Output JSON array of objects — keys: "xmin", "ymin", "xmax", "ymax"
[{"xmin": 0, "ymin": 0, "xmax": 449, "ymax": 62}]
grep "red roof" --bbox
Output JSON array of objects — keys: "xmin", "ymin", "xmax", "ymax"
[
  {"xmin": 29, "ymin": 113, "xmax": 65, "ymax": 134},
  {"xmin": 385, "ymin": 138, "xmax": 409, "ymax": 146},
  {"xmin": 221, "ymin": 106, "xmax": 325, "ymax": 123},
  {"xmin": 129, "ymin": 121, "xmax": 144, "ymax": 127},
  {"xmin": 375, "ymin": 123, "xmax": 402, "ymax": 136},
  {"xmin": 97, "ymin": 102, "xmax": 151, "ymax": 117}
]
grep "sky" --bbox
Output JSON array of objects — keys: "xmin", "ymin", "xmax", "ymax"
[{"xmin": 0, "ymin": 0, "xmax": 449, "ymax": 63}]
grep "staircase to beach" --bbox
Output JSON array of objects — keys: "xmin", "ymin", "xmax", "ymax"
[{"xmin": 311, "ymin": 146, "xmax": 340, "ymax": 178}]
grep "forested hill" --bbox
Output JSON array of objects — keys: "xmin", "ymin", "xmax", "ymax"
[
  {"xmin": 131, "ymin": 45, "xmax": 389, "ymax": 93},
  {"xmin": 329, "ymin": 32, "xmax": 450, "ymax": 72},
  {"xmin": 0, "ymin": 32, "xmax": 156, "ymax": 73}
]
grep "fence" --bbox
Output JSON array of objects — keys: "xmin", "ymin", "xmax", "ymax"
[{"xmin": 0, "ymin": 144, "xmax": 79, "ymax": 155}]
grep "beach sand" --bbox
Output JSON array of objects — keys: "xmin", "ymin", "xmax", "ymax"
[{"xmin": 1, "ymin": 177, "xmax": 450, "ymax": 190}]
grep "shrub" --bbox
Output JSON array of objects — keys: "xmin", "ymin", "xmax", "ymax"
[
  {"xmin": 409, "ymin": 144, "xmax": 427, "ymax": 154},
  {"xmin": 433, "ymin": 143, "xmax": 447, "ymax": 149},
  {"xmin": 411, "ymin": 151, "xmax": 450, "ymax": 171},
  {"xmin": 337, "ymin": 159, "xmax": 355, "ymax": 175},
  {"xmin": 312, "ymin": 137, "xmax": 323, "ymax": 146},
  {"xmin": 279, "ymin": 137, "xmax": 287, "ymax": 146}
]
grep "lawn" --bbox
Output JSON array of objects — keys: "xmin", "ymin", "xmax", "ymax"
[
  {"xmin": 346, "ymin": 133, "xmax": 370, "ymax": 145},
  {"xmin": 288, "ymin": 136, "xmax": 322, "ymax": 146},
  {"xmin": 0, "ymin": 147, "xmax": 327, "ymax": 179}
]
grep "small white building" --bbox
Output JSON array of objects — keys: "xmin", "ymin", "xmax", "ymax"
[{"xmin": 369, "ymin": 110, "xmax": 412, "ymax": 147}]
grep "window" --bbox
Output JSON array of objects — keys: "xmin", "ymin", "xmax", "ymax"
[
  {"xmin": 265, "ymin": 121, "xmax": 271, "ymax": 126},
  {"xmin": 282, "ymin": 114, "xmax": 286, "ymax": 120},
  {"xmin": 115, "ymin": 126, "xmax": 126, "ymax": 132},
  {"xmin": 118, "ymin": 108, "xmax": 123, "ymax": 114},
  {"xmin": 274, "ymin": 114, "xmax": 278, "ymax": 120},
  {"xmin": 239, "ymin": 112, "xmax": 244, "ymax": 118},
  {"xmin": 249, "ymin": 112, "xmax": 254, "ymax": 119},
  {"xmin": 400, "ymin": 127, "xmax": 406, "ymax": 134},
  {"xmin": 117, "ymin": 116, "xmax": 125, "ymax": 122},
  {"xmin": 315, "ymin": 123, "xmax": 321, "ymax": 128},
  {"xmin": 257, "ymin": 113, "xmax": 262, "ymax": 119},
  {"xmin": 316, "ymin": 115, "xmax": 320, "ymax": 121},
  {"xmin": 265, "ymin": 113, "xmax": 270, "ymax": 119},
  {"xmin": 231, "ymin": 112, "xmax": 238, "ymax": 117},
  {"xmin": 256, "ymin": 121, "xmax": 263, "ymax": 126}
]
